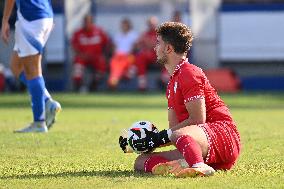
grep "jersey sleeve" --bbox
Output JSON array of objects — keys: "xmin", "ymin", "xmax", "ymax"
[{"xmin": 179, "ymin": 67, "xmax": 205, "ymax": 104}]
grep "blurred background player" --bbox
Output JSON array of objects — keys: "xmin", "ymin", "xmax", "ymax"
[
  {"xmin": 172, "ymin": 10, "xmax": 183, "ymax": 23},
  {"xmin": 1, "ymin": 0, "xmax": 61, "ymax": 133},
  {"xmin": 134, "ymin": 16, "xmax": 162, "ymax": 91},
  {"xmin": 108, "ymin": 18, "xmax": 138, "ymax": 90},
  {"xmin": 120, "ymin": 22, "xmax": 241, "ymax": 177},
  {"xmin": 71, "ymin": 14, "xmax": 109, "ymax": 92}
]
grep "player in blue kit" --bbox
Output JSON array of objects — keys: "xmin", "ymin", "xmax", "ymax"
[{"xmin": 1, "ymin": 0, "xmax": 61, "ymax": 133}]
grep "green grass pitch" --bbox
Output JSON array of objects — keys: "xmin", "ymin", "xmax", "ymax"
[{"xmin": 0, "ymin": 92, "xmax": 283, "ymax": 188}]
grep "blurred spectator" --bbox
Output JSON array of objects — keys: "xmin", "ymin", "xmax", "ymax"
[
  {"xmin": 108, "ymin": 18, "xmax": 138, "ymax": 90},
  {"xmin": 172, "ymin": 10, "xmax": 182, "ymax": 23},
  {"xmin": 71, "ymin": 14, "xmax": 109, "ymax": 92},
  {"xmin": 134, "ymin": 16, "xmax": 164, "ymax": 91}
]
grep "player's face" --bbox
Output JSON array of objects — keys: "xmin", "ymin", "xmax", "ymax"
[
  {"xmin": 155, "ymin": 36, "xmax": 168, "ymax": 65},
  {"xmin": 148, "ymin": 17, "xmax": 158, "ymax": 30},
  {"xmin": 84, "ymin": 15, "xmax": 93, "ymax": 30},
  {"xmin": 121, "ymin": 21, "xmax": 130, "ymax": 33}
]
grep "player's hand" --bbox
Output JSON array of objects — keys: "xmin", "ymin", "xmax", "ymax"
[
  {"xmin": 1, "ymin": 20, "xmax": 10, "ymax": 44},
  {"xmin": 131, "ymin": 128, "xmax": 160, "ymax": 153},
  {"xmin": 130, "ymin": 129, "xmax": 171, "ymax": 153},
  {"xmin": 118, "ymin": 135, "xmax": 128, "ymax": 153}
]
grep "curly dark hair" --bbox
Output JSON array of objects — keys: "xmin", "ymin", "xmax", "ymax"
[{"xmin": 156, "ymin": 22, "xmax": 193, "ymax": 54}]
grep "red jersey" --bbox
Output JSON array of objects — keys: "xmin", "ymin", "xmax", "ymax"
[
  {"xmin": 166, "ymin": 59, "xmax": 233, "ymax": 123},
  {"xmin": 71, "ymin": 25, "xmax": 108, "ymax": 56},
  {"xmin": 137, "ymin": 29, "xmax": 156, "ymax": 50}
]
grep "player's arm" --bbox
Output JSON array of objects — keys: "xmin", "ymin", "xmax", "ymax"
[
  {"xmin": 1, "ymin": 0, "xmax": 15, "ymax": 44},
  {"xmin": 170, "ymin": 98, "xmax": 206, "ymax": 132},
  {"xmin": 140, "ymin": 98, "xmax": 206, "ymax": 150},
  {"xmin": 2, "ymin": 0, "xmax": 15, "ymax": 22},
  {"xmin": 168, "ymin": 108, "xmax": 179, "ymax": 129},
  {"xmin": 118, "ymin": 110, "xmax": 177, "ymax": 153},
  {"xmin": 120, "ymin": 99, "xmax": 206, "ymax": 153},
  {"xmin": 152, "ymin": 109, "xmax": 178, "ymax": 148}
]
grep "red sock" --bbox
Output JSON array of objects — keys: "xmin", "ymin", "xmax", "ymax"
[
  {"xmin": 175, "ymin": 135, "xmax": 204, "ymax": 167},
  {"xmin": 144, "ymin": 156, "xmax": 169, "ymax": 172}
]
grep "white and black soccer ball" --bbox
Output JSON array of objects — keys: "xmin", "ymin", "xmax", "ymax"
[{"xmin": 127, "ymin": 121, "xmax": 159, "ymax": 154}]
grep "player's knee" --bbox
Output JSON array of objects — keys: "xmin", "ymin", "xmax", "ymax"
[
  {"xmin": 73, "ymin": 64, "xmax": 84, "ymax": 79},
  {"xmin": 10, "ymin": 65, "xmax": 19, "ymax": 78},
  {"xmin": 171, "ymin": 125, "xmax": 207, "ymax": 142},
  {"xmin": 10, "ymin": 62, "xmax": 23, "ymax": 78},
  {"xmin": 170, "ymin": 129, "xmax": 184, "ymax": 144}
]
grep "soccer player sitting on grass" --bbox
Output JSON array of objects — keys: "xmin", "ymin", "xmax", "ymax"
[{"xmin": 119, "ymin": 22, "xmax": 241, "ymax": 177}]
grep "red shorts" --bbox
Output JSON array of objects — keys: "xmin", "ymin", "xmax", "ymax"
[
  {"xmin": 74, "ymin": 55, "xmax": 106, "ymax": 73},
  {"xmin": 198, "ymin": 121, "xmax": 241, "ymax": 170}
]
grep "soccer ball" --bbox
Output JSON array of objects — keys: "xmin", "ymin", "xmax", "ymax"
[{"xmin": 127, "ymin": 121, "xmax": 159, "ymax": 154}]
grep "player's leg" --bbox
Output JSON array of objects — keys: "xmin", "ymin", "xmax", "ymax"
[
  {"xmin": 149, "ymin": 125, "xmax": 215, "ymax": 177},
  {"xmin": 134, "ymin": 125, "xmax": 209, "ymax": 174},
  {"xmin": 72, "ymin": 58, "xmax": 86, "ymax": 92},
  {"xmin": 124, "ymin": 54, "xmax": 136, "ymax": 79},
  {"xmin": 108, "ymin": 54, "xmax": 120, "ymax": 89},
  {"xmin": 160, "ymin": 122, "xmax": 241, "ymax": 176},
  {"xmin": 90, "ymin": 56, "xmax": 106, "ymax": 91},
  {"xmin": 14, "ymin": 54, "xmax": 47, "ymax": 132},
  {"xmin": 10, "ymin": 51, "xmax": 54, "ymax": 103},
  {"xmin": 134, "ymin": 149, "xmax": 184, "ymax": 173},
  {"xmin": 173, "ymin": 122, "xmax": 241, "ymax": 176},
  {"xmin": 108, "ymin": 54, "xmax": 131, "ymax": 89},
  {"xmin": 14, "ymin": 17, "xmax": 60, "ymax": 132},
  {"xmin": 28, "ymin": 20, "xmax": 62, "ymax": 129},
  {"xmin": 10, "ymin": 51, "xmax": 23, "ymax": 78},
  {"xmin": 170, "ymin": 125, "xmax": 215, "ymax": 177},
  {"xmin": 200, "ymin": 121, "xmax": 241, "ymax": 170},
  {"xmin": 171, "ymin": 125, "xmax": 209, "ymax": 158},
  {"xmin": 12, "ymin": 18, "xmax": 46, "ymax": 132},
  {"xmin": 12, "ymin": 41, "xmax": 60, "ymax": 131},
  {"xmin": 12, "ymin": 19, "xmax": 52, "ymax": 102}
]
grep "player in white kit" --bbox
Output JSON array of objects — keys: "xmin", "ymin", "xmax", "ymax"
[{"xmin": 1, "ymin": 0, "xmax": 61, "ymax": 133}]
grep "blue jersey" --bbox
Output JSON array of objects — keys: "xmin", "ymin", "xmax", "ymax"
[{"xmin": 15, "ymin": 0, "xmax": 53, "ymax": 21}]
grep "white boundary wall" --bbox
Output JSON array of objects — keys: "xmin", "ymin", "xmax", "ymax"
[{"xmin": 220, "ymin": 11, "xmax": 284, "ymax": 61}]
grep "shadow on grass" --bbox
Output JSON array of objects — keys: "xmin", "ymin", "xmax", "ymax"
[{"xmin": 0, "ymin": 170, "xmax": 152, "ymax": 180}]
